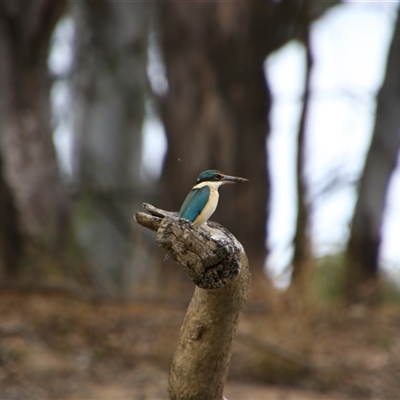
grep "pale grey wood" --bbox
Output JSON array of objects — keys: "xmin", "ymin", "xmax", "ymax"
[{"xmin": 134, "ymin": 203, "xmax": 250, "ymax": 400}]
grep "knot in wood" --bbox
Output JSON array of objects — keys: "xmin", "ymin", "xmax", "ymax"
[{"xmin": 156, "ymin": 217, "xmax": 241, "ymax": 289}]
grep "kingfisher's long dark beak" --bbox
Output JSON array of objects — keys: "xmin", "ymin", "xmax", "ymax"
[{"xmin": 221, "ymin": 174, "xmax": 249, "ymax": 183}]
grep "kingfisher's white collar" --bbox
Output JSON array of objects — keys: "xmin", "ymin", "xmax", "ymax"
[{"xmin": 193, "ymin": 180, "xmax": 227, "ymax": 190}]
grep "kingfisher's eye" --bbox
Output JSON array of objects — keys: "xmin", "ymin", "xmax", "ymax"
[{"xmin": 215, "ymin": 174, "xmax": 222, "ymax": 180}]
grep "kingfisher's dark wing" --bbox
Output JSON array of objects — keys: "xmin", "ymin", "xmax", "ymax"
[{"xmin": 178, "ymin": 186, "xmax": 210, "ymax": 223}]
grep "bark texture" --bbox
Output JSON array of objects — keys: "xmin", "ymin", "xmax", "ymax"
[
  {"xmin": 0, "ymin": 2, "xmax": 70, "ymax": 262},
  {"xmin": 156, "ymin": 1, "xmax": 339, "ymax": 301},
  {"xmin": 0, "ymin": 155, "xmax": 23, "ymax": 277},
  {"xmin": 134, "ymin": 204, "xmax": 250, "ymax": 400},
  {"xmin": 70, "ymin": 1, "xmax": 150, "ymax": 292},
  {"xmin": 287, "ymin": 11, "xmax": 314, "ymax": 306},
  {"xmin": 346, "ymin": 9, "xmax": 400, "ymax": 303},
  {"xmin": 159, "ymin": 2, "xmax": 272, "ymax": 272}
]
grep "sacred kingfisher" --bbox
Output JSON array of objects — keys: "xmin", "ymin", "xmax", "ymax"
[{"xmin": 178, "ymin": 169, "xmax": 248, "ymax": 227}]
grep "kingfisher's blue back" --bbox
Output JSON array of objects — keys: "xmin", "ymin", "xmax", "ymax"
[{"xmin": 178, "ymin": 186, "xmax": 210, "ymax": 224}]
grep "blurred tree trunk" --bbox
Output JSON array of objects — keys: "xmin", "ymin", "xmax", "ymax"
[
  {"xmin": 156, "ymin": 1, "xmax": 338, "ymax": 302},
  {"xmin": 0, "ymin": 1, "xmax": 70, "ymax": 276},
  {"xmin": 287, "ymin": 11, "xmax": 315, "ymax": 307},
  {"xmin": 0, "ymin": 155, "xmax": 23, "ymax": 278},
  {"xmin": 156, "ymin": 2, "xmax": 274, "ymax": 301},
  {"xmin": 345, "ymin": 10, "xmax": 400, "ymax": 304},
  {"xmin": 70, "ymin": 1, "xmax": 150, "ymax": 294}
]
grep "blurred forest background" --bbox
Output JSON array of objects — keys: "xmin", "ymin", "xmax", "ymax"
[{"xmin": 1, "ymin": 1, "xmax": 400, "ymax": 399}]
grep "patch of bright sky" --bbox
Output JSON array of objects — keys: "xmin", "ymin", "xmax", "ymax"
[
  {"xmin": 265, "ymin": 2, "xmax": 399, "ymax": 287},
  {"xmin": 141, "ymin": 99, "xmax": 167, "ymax": 182},
  {"xmin": 141, "ymin": 31, "xmax": 168, "ymax": 182},
  {"xmin": 49, "ymin": 17, "xmax": 75, "ymax": 177}
]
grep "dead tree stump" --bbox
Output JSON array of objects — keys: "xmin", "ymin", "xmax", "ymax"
[{"xmin": 134, "ymin": 203, "xmax": 251, "ymax": 400}]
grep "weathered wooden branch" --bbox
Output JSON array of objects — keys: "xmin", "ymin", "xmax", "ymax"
[{"xmin": 134, "ymin": 203, "xmax": 251, "ymax": 400}]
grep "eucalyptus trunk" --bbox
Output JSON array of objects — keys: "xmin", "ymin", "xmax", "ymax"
[
  {"xmin": 158, "ymin": 2, "xmax": 273, "ymax": 300},
  {"xmin": 287, "ymin": 10, "xmax": 315, "ymax": 307},
  {"xmin": 0, "ymin": 1, "xmax": 70, "ymax": 275},
  {"xmin": 70, "ymin": 1, "xmax": 149, "ymax": 293},
  {"xmin": 152, "ymin": 0, "xmax": 339, "ymax": 301},
  {"xmin": 346, "ymin": 9, "xmax": 400, "ymax": 304}
]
